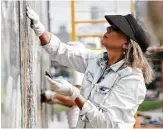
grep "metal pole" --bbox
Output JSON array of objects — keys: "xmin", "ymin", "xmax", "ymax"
[
  {"xmin": 130, "ymin": 0, "xmax": 134, "ymax": 14},
  {"xmin": 75, "ymin": 19, "xmax": 106, "ymax": 24},
  {"xmin": 77, "ymin": 33, "xmax": 103, "ymax": 38},
  {"xmin": 47, "ymin": 1, "xmax": 51, "ymax": 32},
  {"xmin": 71, "ymin": 0, "xmax": 76, "ymax": 41}
]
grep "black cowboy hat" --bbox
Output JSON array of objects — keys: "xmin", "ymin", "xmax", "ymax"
[{"xmin": 105, "ymin": 14, "xmax": 149, "ymax": 52}]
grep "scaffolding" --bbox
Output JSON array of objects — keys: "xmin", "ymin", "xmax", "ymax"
[{"xmin": 71, "ymin": 0, "xmax": 134, "ymax": 41}]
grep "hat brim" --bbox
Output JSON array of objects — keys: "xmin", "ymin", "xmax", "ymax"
[
  {"xmin": 105, "ymin": 15, "xmax": 137, "ymax": 42},
  {"xmin": 105, "ymin": 14, "xmax": 149, "ymax": 52}
]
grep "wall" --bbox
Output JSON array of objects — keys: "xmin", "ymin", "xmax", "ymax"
[{"xmin": 1, "ymin": 1, "xmax": 51, "ymax": 128}]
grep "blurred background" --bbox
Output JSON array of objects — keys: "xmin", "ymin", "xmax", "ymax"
[{"xmin": 1, "ymin": 0, "xmax": 163, "ymax": 128}]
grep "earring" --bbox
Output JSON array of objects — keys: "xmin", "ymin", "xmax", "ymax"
[{"xmin": 123, "ymin": 51, "xmax": 126, "ymax": 55}]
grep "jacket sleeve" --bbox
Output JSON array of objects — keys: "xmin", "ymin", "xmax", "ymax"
[
  {"xmin": 79, "ymin": 75, "xmax": 146, "ymax": 128},
  {"xmin": 42, "ymin": 34, "xmax": 93, "ymax": 73}
]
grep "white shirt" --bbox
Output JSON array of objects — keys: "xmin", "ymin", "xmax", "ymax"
[{"xmin": 43, "ymin": 34, "xmax": 147, "ymax": 128}]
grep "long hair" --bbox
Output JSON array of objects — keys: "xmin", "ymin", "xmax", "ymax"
[{"xmin": 123, "ymin": 39, "xmax": 155, "ymax": 84}]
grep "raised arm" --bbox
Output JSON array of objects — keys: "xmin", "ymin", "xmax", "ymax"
[
  {"xmin": 26, "ymin": 6, "xmax": 50, "ymax": 45},
  {"xmin": 39, "ymin": 32, "xmax": 51, "ymax": 46},
  {"xmin": 26, "ymin": 6, "xmax": 91, "ymax": 73}
]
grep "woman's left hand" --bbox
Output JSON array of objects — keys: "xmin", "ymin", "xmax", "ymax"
[{"xmin": 45, "ymin": 76, "xmax": 80, "ymax": 100}]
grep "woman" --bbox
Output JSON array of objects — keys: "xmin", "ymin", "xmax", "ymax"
[{"xmin": 26, "ymin": 6, "xmax": 155, "ymax": 128}]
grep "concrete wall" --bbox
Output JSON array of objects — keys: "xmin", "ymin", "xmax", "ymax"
[{"xmin": 1, "ymin": 1, "xmax": 52, "ymax": 128}]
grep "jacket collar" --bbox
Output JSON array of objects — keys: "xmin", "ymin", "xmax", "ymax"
[
  {"xmin": 97, "ymin": 52, "xmax": 125, "ymax": 72},
  {"xmin": 110, "ymin": 59, "xmax": 125, "ymax": 72}
]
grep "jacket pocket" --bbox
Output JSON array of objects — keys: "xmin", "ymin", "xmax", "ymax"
[{"xmin": 93, "ymin": 85, "xmax": 110, "ymax": 104}]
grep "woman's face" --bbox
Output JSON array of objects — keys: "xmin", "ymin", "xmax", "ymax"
[{"xmin": 101, "ymin": 26, "xmax": 128, "ymax": 52}]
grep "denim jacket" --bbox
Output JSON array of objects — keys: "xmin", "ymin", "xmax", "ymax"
[{"xmin": 43, "ymin": 34, "xmax": 147, "ymax": 129}]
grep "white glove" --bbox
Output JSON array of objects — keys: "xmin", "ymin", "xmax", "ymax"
[
  {"xmin": 44, "ymin": 90, "xmax": 56, "ymax": 100},
  {"xmin": 41, "ymin": 90, "xmax": 56, "ymax": 104},
  {"xmin": 46, "ymin": 76, "xmax": 80, "ymax": 100},
  {"xmin": 26, "ymin": 6, "xmax": 45, "ymax": 36}
]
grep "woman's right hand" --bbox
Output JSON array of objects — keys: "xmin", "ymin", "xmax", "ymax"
[
  {"xmin": 26, "ymin": 6, "xmax": 40, "ymax": 23},
  {"xmin": 26, "ymin": 6, "xmax": 45, "ymax": 36}
]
